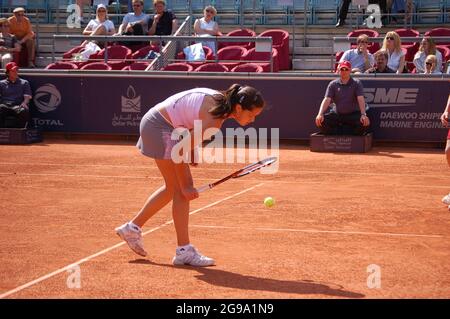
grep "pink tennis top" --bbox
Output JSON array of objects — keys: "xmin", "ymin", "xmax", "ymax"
[{"xmin": 156, "ymin": 88, "xmax": 222, "ymax": 130}]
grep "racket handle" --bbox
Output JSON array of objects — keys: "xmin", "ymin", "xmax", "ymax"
[{"xmin": 197, "ymin": 184, "xmax": 212, "ymax": 193}]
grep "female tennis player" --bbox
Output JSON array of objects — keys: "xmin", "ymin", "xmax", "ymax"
[
  {"xmin": 441, "ymin": 94, "xmax": 450, "ymax": 211},
  {"xmin": 116, "ymin": 84, "xmax": 265, "ymax": 266}
]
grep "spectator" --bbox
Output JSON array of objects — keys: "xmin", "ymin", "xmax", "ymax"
[
  {"xmin": 339, "ymin": 34, "xmax": 375, "ymax": 73},
  {"xmin": 193, "ymin": 6, "xmax": 222, "ymax": 56},
  {"xmin": 81, "ymin": 4, "xmax": 115, "ymax": 47},
  {"xmin": 365, "ymin": 49, "xmax": 395, "ymax": 73},
  {"xmin": 388, "ymin": 0, "xmax": 413, "ymax": 24},
  {"xmin": 413, "ymin": 37, "xmax": 443, "ymax": 74},
  {"xmin": 76, "ymin": 0, "xmax": 93, "ymax": 25},
  {"xmin": 0, "ymin": 18, "xmax": 21, "ymax": 69},
  {"xmin": 422, "ymin": 55, "xmax": 442, "ymax": 75},
  {"xmin": 148, "ymin": 0, "xmax": 178, "ymax": 36},
  {"xmin": 315, "ymin": 60, "xmax": 370, "ymax": 136},
  {"xmin": 441, "ymin": 94, "xmax": 450, "ymax": 211},
  {"xmin": 7, "ymin": 7, "xmax": 36, "ymax": 68},
  {"xmin": 116, "ymin": 0, "xmax": 151, "ymax": 40},
  {"xmin": 0, "ymin": 62, "xmax": 31, "ymax": 128},
  {"xmin": 381, "ymin": 31, "xmax": 406, "ymax": 73}
]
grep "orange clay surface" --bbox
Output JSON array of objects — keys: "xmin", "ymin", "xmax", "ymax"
[{"xmin": 1, "ymin": 139, "xmax": 450, "ymax": 299}]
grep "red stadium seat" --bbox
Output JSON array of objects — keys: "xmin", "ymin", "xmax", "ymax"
[
  {"xmin": 80, "ymin": 62, "xmax": 112, "ymax": 70},
  {"xmin": 219, "ymin": 28, "xmax": 257, "ymax": 50},
  {"xmin": 216, "ymin": 46, "xmax": 248, "ymax": 70},
  {"xmin": 243, "ymin": 47, "xmax": 279, "ymax": 72},
  {"xmin": 437, "ymin": 45, "xmax": 450, "ymax": 61},
  {"xmin": 45, "ymin": 62, "xmax": 79, "ymax": 70},
  {"xmin": 395, "ymin": 28, "xmax": 420, "ymax": 63},
  {"xmin": 194, "ymin": 63, "xmax": 229, "ymax": 72},
  {"xmin": 161, "ymin": 63, "xmax": 194, "ymax": 72},
  {"xmin": 131, "ymin": 45, "xmax": 160, "ymax": 60},
  {"xmin": 425, "ymin": 28, "xmax": 450, "ymax": 46},
  {"xmin": 347, "ymin": 29, "xmax": 380, "ymax": 54},
  {"xmin": 62, "ymin": 45, "xmax": 85, "ymax": 60},
  {"xmin": 122, "ymin": 62, "xmax": 151, "ymax": 71},
  {"xmin": 259, "ymin": 29, "xmax": 290, "ymax": 70},
  {"xmin": 231, "ymin": 63, "xmax": 264, "ymax": 73},
  {"xmin": 96, "ymin": 45, "xmax": 132, "ymax": 70}
]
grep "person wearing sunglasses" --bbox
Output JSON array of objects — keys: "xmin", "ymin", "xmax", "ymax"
[
  {"xmin": 413, "ymin": 37, "xmax": 443, "ymax": 74},
  {"xmin": 82, "ymin": 4, "xmax": 116, "ymax": 48},
  {"xmin": 7, "ymin": 7, "xmax": 36, "ymax": 68},
  {"xmin": 339, "ymin": 34, "xmax": 375, "ymax": 73},
  {"xmin": 116, "ymin": 0, "xmax": 151, "ymax": 46},
  {"xmin": 316, "ymin": 60, "xmax": 370, "ymax": 136},
  {"xmin": 422, "ymin": 55, "xmax": 441, "ymax": 75},
  {"xmin": 441, "ymin": 94, "xmax": 450, "ymax": 211},
  {"xmin": 193, "ymin": 6, "xmax": 222, "ymax": 56},
  {"xmin": 381, "ymin": 31, "xmax": 406, "ymax": 74},
  {"xmin": 0, "ymin": 18, "xmax": 21, "ymax": 69},
  {"xmin": 148, "ymin": 0, "xmax": 178, "ymax": 37}
]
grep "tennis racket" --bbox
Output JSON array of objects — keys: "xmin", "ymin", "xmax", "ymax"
[{"xmin": 197, "ymin": 157, "xmax": 278, "ymax": 193}]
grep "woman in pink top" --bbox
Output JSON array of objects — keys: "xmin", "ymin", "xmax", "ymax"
[{"xmin": 116, "ymin": 83, "xmax": 265, "ymax": 266}]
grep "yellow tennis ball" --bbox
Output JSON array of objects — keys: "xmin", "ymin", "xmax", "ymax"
[{"xmin": 264, "ymin": 197, "xmax": 275, "ymax": 208}]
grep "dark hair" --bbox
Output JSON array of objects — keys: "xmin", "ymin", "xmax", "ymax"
[{"xmin": 209, "ymin": 84, "xmax": 265, "ymax": 118}]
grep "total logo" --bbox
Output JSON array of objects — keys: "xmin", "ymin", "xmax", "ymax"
[{"xmin": 34, "ymin": 83, "xmax": 62, "ymax": 113}]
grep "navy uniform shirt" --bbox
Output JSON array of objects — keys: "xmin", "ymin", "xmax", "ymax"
[
  {"xmin": 0, "ymin": 77, "xmax": 32, "ymax": 105},
  {"xmin": 325, "ymin": 77, "xmax": 364, "ymax": 114}
]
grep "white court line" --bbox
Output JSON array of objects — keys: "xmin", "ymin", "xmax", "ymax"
[
  {"xmin": 190, "ymin": 224, "xmax": 445, "ymax": 239},
  {"xmin": 0, "ymin": 183, "xmax": 264, "ymax": 299}
]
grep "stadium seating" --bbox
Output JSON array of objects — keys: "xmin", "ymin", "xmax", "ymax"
[
  {"xmin": 425, "ymin": 27, "xmax": 450, "ymax": 46},
  {"xmin": 243, "ymin": 47, "xmax": 279, "ymax": 72},
  {"xmin": 194, "ymin": 63, "xmax": 229, "ymax": 72},
  {"xmin": 45, "ymin": 61, "xmax": 78, "ymax": 70},
  {"xmin": 218, "ymin": 28, "xmax": 257, "ymax": 50},
  {"xmin": 122, "ymin": 62, "xmax": 151, "ymax": 71},
  {"xmin": 131, "ymin": 45, "xmax": 161, "ymax": 60},
  {"xmin": 161, "ymin": 62, "xmax": 194, "ymax": 72},
  {"xmin": 231, "ymin": 63, "xmax": 264, "ymax": 73},
  {"xmin": 259, "ymin": 29, "xmax": 290, "ymax": 70},
  {"xmin": 216, "ymin": 46, "xmax": 248, "ymax": 70},
  {"xmin": 176, "ymin": 45, "xmax": 214, "ymax": 68},
  {"xmin": 96, "ymin": 45, "xmax": 132, "ymax": 70},
  {"xmin": 80, "ymin": 62, "xmax": 112, "ymax": 70},
  {"xmin": 415, "ymin": 0, "xmax": 444, "ymax": 24}
]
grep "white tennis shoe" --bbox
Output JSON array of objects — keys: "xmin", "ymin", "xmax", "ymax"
[
  {"xmin": 172, "ymin": 245, "xmax": 215, "ymax": 267},
  {"xmin": 442, "ymin": 194, "xmax": 450, "ymax": 205},
  {"xmin": 115, "ymin": 222, "xmax": 147, "ymax": 257}
]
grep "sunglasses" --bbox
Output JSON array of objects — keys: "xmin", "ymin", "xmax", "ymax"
[
  {"xmin": 426, "ymin": 62, "xmax": 433, "ymax": 66},
  {"xmin": 340, "ymin": 68, "xmax": 350, "ymax": 71},
  {"xmin": 358, "ymin": 41, "xmax": 368, "ymax": 44},
  {"xmin": 133, "ymin": 4, "xmax": 141, "ymax": 7},
  {"xmin": 15, "ymin": 13, "xmax": 24, "ymax": 16},
  {"xmin": 205, "ymin": 9, "xmax": 214, "ymax": 13},
  {"xmin": 386, "ymin": 37, "xmax": 395, "ymax": 41}
]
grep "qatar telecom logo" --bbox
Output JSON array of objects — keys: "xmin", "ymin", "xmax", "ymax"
[
  {"xmin": 121, "ymin": 85, "xmax": 141, "ymax": 113},
  {"xmin": 34, "ymin": 84, "xmax": 62, "ymax": 113}
]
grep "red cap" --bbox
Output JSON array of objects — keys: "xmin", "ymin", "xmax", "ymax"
[
  {"xmin": 338, "ymin": 60, "xmax": 351, "ymax": 70},
  {"xmin": 5, "ymin": 62, "xmax": 19, "ymax": 72}
]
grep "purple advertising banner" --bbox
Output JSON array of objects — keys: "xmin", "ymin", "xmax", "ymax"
[{"xmin": 22, "ymin": 73, "xmax": 450, "ymax": 142}]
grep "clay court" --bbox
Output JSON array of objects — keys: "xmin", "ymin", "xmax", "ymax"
[{"xmin": 1, "ymin": 139, "xmax": 450, "ymax": 299}]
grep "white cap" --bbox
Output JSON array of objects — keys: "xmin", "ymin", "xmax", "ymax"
[{"xmin": 96, "ymin": 4, "xmax": 107, "ymax": 11}]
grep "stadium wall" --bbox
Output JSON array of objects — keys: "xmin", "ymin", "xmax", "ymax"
[{"xmin": 23, "ymin": 73, "xmax": 450, "ymax": 142}]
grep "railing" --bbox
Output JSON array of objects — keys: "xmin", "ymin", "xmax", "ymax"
[{"xmin": 51, "ymin": 34, "xmax": 273, "ymax": 71}]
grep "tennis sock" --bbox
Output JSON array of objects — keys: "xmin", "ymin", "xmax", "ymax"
[
  {"xmin": 128, "ymin": 222, "xmax": 141, "ymax": 232},
  {"xmin": 177, "ymin": 244, "xmax": 192, "ymax": 254}
]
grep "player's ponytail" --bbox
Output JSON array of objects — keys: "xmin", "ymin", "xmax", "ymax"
[{"xmin": 209, "ymin": 83, "xmax": 265, "ymax": 119}]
